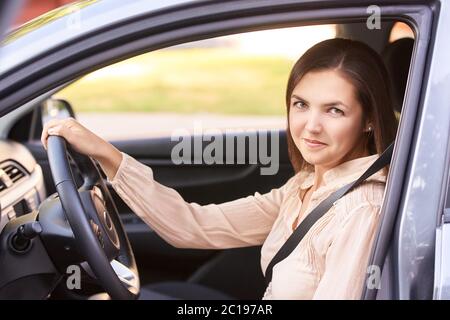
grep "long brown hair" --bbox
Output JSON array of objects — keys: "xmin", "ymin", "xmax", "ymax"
[{"xmin": 286, "ymin": 38, "xmax": 398, "ymax": 173}]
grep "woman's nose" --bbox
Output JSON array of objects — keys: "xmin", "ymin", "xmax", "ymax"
[{"xmin": 304, "ymin": 111, "xmax": 322, "ymax": 132}]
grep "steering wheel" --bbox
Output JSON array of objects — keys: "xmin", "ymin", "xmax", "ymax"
[{"xmin": 46, "ymin": 135, "xmax": 140, "ymax": 299}]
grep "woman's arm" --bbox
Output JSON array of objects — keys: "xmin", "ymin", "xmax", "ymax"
[
  {"xmin": 41, "ymin": 118, "xmax": 294, "ymax": 250},
  {"xmin": 107, "ymin": 151, "xmax": 294, "ymax": 249},
  {"xmin": 95, "ymin": 140, "xmax": 123, "ymax": 180}
]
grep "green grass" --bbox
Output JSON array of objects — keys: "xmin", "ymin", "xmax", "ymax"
[{"xmin": 56, "ymin": 48, "xmax": 293, "ymax": 115}]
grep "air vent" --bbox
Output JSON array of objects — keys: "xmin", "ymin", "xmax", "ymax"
[
  {"xmin": 3, "ymin": 164, "xmax": 26, "ymax": 183},
  {"xmin": 0, "ymin": 162, "xmax": 27, "ymax": 192}
]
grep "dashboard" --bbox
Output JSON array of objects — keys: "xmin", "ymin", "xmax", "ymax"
[{"xmin": 0, "ymin": 139, "xmax": 46, "ymax": 232}]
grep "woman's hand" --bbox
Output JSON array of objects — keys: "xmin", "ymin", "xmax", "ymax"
[
  {"xmin": 41, "ymin": 117, "xmax": 107, "ymax": 158},
  {"xmin": 41, "ymin": 117, "xmax": 123, "ymax": 180}
]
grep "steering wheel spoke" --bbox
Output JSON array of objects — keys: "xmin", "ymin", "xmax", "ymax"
[{"xmin": 110, "ymin": 259, "xmax": 139, "ymax": 292}]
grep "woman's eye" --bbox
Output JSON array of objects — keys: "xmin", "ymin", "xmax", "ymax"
[
  {"xmin": 293, "ymin": 101, "xmax": 307, "ymax": 109},
  {"xmin": 329, "ymin": 107, "xmax": 344, "ymax": 115}
]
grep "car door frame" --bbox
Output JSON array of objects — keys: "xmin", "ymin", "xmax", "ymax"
[{"xmin": 385, "ymin": 0, "xmax": 450, "ymax": 300}]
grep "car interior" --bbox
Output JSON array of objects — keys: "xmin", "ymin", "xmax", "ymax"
[{"xmin": 0, "ymin": 20, "xmax": 414, "ymax": 299}]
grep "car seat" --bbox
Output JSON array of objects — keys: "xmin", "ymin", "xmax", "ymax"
[{"xmin": 381, "ymin": 37, "xmax": 414, "ymax": 113}]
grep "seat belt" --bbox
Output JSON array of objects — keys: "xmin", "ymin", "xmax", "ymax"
[{"xmin": 264, "ymin": 142, "xmax": 394, "ymax": 285}]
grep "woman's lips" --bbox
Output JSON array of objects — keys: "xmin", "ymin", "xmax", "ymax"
[{"xmin": 303, "ymin": 138, "xmax": 327, "ymax": 148}]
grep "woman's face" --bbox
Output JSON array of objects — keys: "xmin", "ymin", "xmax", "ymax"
[{"xmin": 289, "ymin": 69, "xmax": 368, "ymax": 171}]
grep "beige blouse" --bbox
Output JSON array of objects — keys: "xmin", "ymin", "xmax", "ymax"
[{"xmin": 107, "ymin": 152, "xmax": 386, "ymax": 300}]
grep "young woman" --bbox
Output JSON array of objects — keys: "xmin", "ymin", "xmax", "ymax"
[{"xmin": 41, "ymin": 38, "xmax": 397, "ymax": 299}]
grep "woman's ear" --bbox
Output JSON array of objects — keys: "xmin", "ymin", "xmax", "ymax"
[{"xmin": 363, "ymin": 120, "xmax": 373, "ymax": 133}]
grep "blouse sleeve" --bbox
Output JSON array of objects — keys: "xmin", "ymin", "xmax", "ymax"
[
  {"xmin": 106, "ymin": 152, "xmax": 295, "ymax": 250},
  {"xmin": 312, "ymin": 201, "xmax": 382, "ymax": 300}
]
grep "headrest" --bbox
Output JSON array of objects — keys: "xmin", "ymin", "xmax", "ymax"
[{"xmin": 382, "ymin": 38, "xmax": 414, "ymax": 113}]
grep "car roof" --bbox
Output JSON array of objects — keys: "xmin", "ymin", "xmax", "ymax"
[{"xmin": 0, "ymin": 0, "xmax": 194, "ymax": 75}]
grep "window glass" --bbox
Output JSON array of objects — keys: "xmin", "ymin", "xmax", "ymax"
[{"xmin": 55, "ymin": 25, "xmax": 336, "ymax": 140}]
